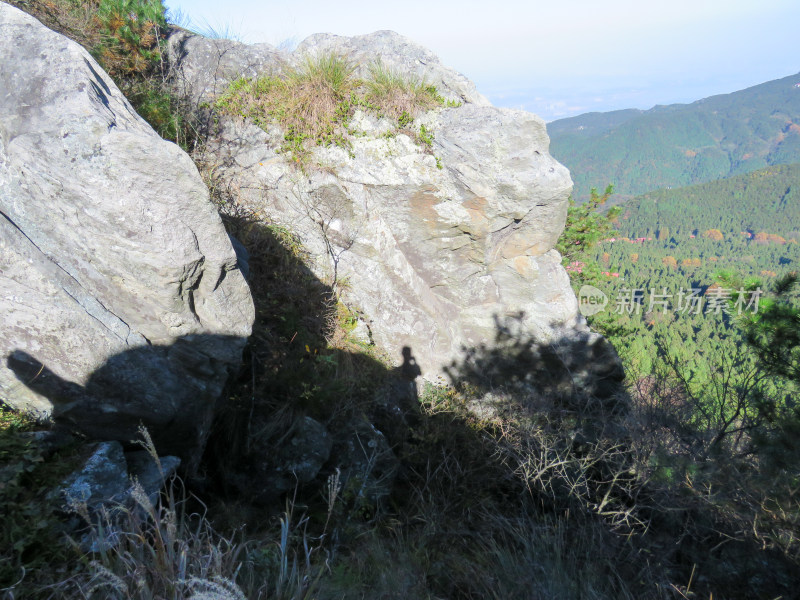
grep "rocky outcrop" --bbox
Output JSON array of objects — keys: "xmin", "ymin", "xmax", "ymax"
[
  {"xmin": 168, "ymin": 29, "xmax": 286, "ymax": 104},
  {"xmin": 61, "ymin": 441, "xmax": 181, "ymax": 513},
  {"xmin": 167, "ymin": 29, "xmax": 488, "ymax": 107},
  {"xmin": 295, "ymin": 31, "xmax": 490, "ymax": 106},
  {"xmin": 60, "ymin": 440, "xmax": 181, "ymax": 551},
  {"xmin": 0, "ymin": 4, "xmax": 255, "ymax": 463},
  {"xmin": 211, "ymin": 109, "xmax": 576, "ymax": 374},
  {"xmin": 169, "ymin": 28, "xmax": 584, "ymax": 376}
]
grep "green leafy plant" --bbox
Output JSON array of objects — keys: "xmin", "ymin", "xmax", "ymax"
[
  {"xmin": 417, "ymin": 124, "xmax": 434, "ymax": 149},
  {"xmin": 397, "ymin": 111, "xmax": 414, "ymax": 128}
]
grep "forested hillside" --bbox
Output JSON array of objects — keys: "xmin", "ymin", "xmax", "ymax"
[
  {"xmin": 548, "ymin": 73, "xmax": 800, "ymax": 199},
  {"xmin": 621, "ymin": 161, "xmax": 800, "ymax": 239},
  {"xmin": 572, "ymin": 162, "xmax": 800, "ymax": 390}
]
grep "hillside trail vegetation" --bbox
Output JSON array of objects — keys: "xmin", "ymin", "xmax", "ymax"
[
  {"xmin": 559, "ymin": 181, "xmax": 800, "ymax": 592},
  {"xmin": 2, "ymin": 1, "xmax": 800, "ymax": 599}
]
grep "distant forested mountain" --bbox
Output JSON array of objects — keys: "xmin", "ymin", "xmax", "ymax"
[
  {"xmin": 619, "ymin": 162, "xmax": 800, "ymax": 239},
  {"xmin": 548, "ymin": 73, "xmax": 800, "ymax": 200}
]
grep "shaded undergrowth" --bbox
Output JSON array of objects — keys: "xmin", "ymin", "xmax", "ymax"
[
  {"xmin": 179, "ymin": 175, "xmax": 800, "ymax": 598},
  {"xmin": 4, "ymin": 179, "xmax": 800, "ymax": 598},
  {"xmin": 0, "ymin": 408, "xmax": 83, "ymax": 595},
  {"xmin": 2, "ymin": 149, "xmax": 799, "ymax": 600}
]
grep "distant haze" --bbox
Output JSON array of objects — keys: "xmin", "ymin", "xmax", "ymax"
[{"xmin": 165, "ymin": 0, "xmax": 800, "ymax": 121}]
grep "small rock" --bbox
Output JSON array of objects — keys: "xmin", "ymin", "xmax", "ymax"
[
  {"xmin": 333, "ymin": 420, "xmax": 398, "ymax": 507},
  {"xmin": 276, "ymin": 416, "xmax": 332, "ymax": 484},
  {"xmin": 60, "ymin": 441, "xmax": 128, "ymax": 511}
]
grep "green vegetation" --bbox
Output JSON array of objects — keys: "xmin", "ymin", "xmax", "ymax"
[
  {"xmin": 556, "ymin": 174, "xmax": 800, "ymax": 596},
  {"xmin": 548, "ymin": 72, "xmax": 800, "ymax": 199},
  {"xmin": 0, "ymin": 407, "xmax": 84, "ymax": 595},
  {"xmin": 738, "ymin": 273, "xmax": 800, "ymax": 469},
  {"xmin": 214, "ymin": 55, "xmax": 455, "ymax": 167},
  {"xmin": 561, "ymin": 163, "xmax": 800, "ymax": 381},
  {"xmin": 417, "ymin": 123, "xmax": 434, "ymax": 149},
  {"xmin": 556, "ymin": 183, "xmax": 619, "ymax": 283},
  {"xmin": 92, "ymin": 0, "xmax": 165, "ymax": 77},
  {"xmin": 620, "ymin": 161, "xmax": 800, "ymax": 238}
]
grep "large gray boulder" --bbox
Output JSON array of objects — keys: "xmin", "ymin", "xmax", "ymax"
[
  {"xmin": 204, "ymin": 106, "xmax": 577, "ymax": 375},
  {"xmin": 171, "ymin": 28, "xmax": 605, "ymax": 379},
  {"xmin": 0, "ymin": 4, "xmax": 255, "ymax": 463},
  {"xmin": 168, "ymin": 28, "xmax": 286, "ymax": 104}
]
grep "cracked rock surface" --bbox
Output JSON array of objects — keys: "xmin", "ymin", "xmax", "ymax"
[{"xmin": 0, "ymin": 5, "xmax": 254, "ymax": 462}]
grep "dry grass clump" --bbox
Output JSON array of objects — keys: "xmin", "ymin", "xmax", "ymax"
[
  {"xmin": 215, "ymin": 54, "xmax": 357, "ymax": 165},
  {"xmin": 279, "ymin": 53, "xmax": 357, "ymax": 149},
  {"xmin": 329, "ymin": 381, "xmax": 665, "ymax": 600},
  {"xmin": 56, "ymin": 429, "xmax": 327, "ymax": 600},
  {"xmin": 72, "ymin": 495, "xmax": 324, "ymax": 600},
  {"xmin": 71, "ymin": 487, "xmax": 247, "ymax": 600},
  {"xmin": 55, "ymin": 429, "xmax": 246, "ymax": 600},
  {"xmin": 214, "ymin": 52, "xmax": 457, "ymax": 167},
  {"xmin": 363, "ymin": 59, "xmax": 441, "ymax": 123}
]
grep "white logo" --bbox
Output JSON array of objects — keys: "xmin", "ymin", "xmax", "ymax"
[{"xmin": 578, "ymin": 285, "xmax": 608, "ymax": 316}]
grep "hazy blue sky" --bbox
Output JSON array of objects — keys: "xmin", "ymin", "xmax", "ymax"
[{"xmin": 165, "ymin": 0, "xmax": 799, "ymax": 121}]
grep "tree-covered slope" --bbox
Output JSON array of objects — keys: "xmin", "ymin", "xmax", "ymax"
[
  {"xmin": 549, "ymin": 73, "xmax": 800, "ymax": 199},
  {"xmin": 547, "ymin": 108, "xmax": 643, "ymax": 138},
  {"xmin": 620, "ymin": 161, "xmax": 800, "ymax": 239},
  {"xmin": 575, "ymin": 162, "xmax": 800, "ymax": 382}
]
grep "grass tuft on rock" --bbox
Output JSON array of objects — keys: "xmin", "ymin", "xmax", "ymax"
[
  {"xmin": 364, "ymin": 59, "xmax": 441, "ymax": 122},
  {"xmin": 214, "ymin": 52, "xmax": 458, "ymax": 168}
]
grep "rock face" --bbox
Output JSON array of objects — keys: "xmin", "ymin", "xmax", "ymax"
[
  {"xmin": 60, "ymin": 440, "xmax": 181, "ymax": 551},
  {"xmin": 170, "ymin": 29, "xmax": 582, "ymax": 375},
  {"xmin": 0, "ymin": 5, "xmax": 255, "ymax": 463},
  {"xmin": 61, "ymin": 441, "xmax": 180, "ymax": 512},
  {"xmin": 168, "ymin": 29, "xmax": 286, "ymax": 104}
]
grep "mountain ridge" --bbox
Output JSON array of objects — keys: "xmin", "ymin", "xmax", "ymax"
[{"xmin": 548, "ymin": 72, "xmax": 800, "ymax": 200}]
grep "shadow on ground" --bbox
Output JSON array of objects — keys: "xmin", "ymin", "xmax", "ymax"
[{"xmin": 5, "ymin": 204, "xmax": 799, "ymax": 598}]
